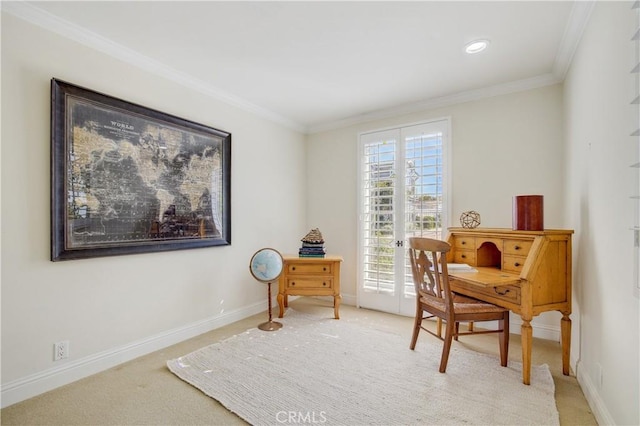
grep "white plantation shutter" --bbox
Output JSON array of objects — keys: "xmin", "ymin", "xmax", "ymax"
[
  {"xmin": 361, "ymin": 129, "xmax": 398, "ymax": 295},
  {"xmin": 402, "ymin": 127, "xmax": 447, "ymax": 298},
  {"xmin": 633, "ymin": 1, "xmax": 640, "ymax": 291},
  {"xmin": 358, "ymin": 119, "xmax": 450, "ymax": 314}
]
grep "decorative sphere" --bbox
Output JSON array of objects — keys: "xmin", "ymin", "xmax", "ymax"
[
  {"xmin": 250, "ymin": 248, "xmax": 284, "ymax": 283},
  {"xmin": 460, "ymin": 211, "xmax": 481, "ymax": 229}
]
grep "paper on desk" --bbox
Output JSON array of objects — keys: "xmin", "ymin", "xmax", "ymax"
[{"xmin": 446, "ymin": 263, "xmax": 478, "ymax": 272}]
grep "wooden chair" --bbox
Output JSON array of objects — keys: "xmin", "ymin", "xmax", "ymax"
[{"xmin": 408, "ymin": 237, "xmax": 510, "ymax": 373}]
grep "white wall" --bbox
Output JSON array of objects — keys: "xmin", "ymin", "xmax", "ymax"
[
  {"xmin": 564, "ymin": 2, "xmax": 639, "ymax": 425},
  {"xmin": 1, "ymin": 13, "xmax": 307, "ymax": 406},
  {"xmin": 5, "ymin": 4, "xmax": 639, "ymax": 424},
  {"xmin": 307, "ymin": 84, "xmax": 566, "ymax": 338}
]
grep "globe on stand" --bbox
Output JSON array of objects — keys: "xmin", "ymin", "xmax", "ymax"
[{"xmin": 249, "ymin": 248, "xmax": 285, "ymax": 331}]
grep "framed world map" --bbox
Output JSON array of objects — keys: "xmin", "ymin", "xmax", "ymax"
[{"xmin": 50, "ymin": 79, "xmax": 231, "ymax": 261}]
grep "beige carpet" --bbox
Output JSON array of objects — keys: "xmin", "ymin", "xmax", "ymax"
[{"xmin": 168, "ymin": 308, "xmax": 559, "ymax": 426}]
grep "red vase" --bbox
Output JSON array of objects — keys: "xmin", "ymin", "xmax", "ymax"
[{"xmin": 513, "ymin": 195, "xmax": 543, "ymax": 231}]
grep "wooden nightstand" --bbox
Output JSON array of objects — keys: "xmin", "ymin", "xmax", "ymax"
[{"xmin": 277, "ymin": 255, "xmax": 343, "ymax": 319}]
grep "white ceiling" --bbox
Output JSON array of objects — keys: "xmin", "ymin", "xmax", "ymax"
[{"xmin": 5, "ymin": 1, "xmax": 593, "ymax": 133}]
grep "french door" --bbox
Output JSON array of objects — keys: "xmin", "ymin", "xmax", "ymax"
[{"xmin": 357, "ymin": 119, "xmax": 450, "ymax": 316}]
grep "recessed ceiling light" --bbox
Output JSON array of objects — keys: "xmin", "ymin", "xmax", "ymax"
[{"xmin": 465, "ymin": 39, "xmax": 490, "ymax": 54}]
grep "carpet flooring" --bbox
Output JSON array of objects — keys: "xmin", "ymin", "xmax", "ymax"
[{"xmin": 0, "ymin": 298, "xmax": 597, "ymax": 425}]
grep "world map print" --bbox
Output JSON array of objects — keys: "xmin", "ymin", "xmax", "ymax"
[{"xmin": 66, "ymin": 97, "xmax": 224, "ymax": 248}]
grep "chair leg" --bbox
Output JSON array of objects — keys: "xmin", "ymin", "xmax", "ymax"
[
  {"xmin": 498, "ymin": 312, "xmax": 510, "ymax": 367},
  {"xmin": 410, "ymin": 307, "xmax": 422, "ymax": 350},
  {"xmin": 439, "ymin": 320, "xmax": 455, "ymax": 373},
  {"xmin": 454, "ymin": 322, "xmax": 460, "ymax": 341}
]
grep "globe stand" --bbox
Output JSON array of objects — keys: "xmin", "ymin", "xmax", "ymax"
[
  {"xmin": 249, "ymin": 248, "xmax": 285, "ymax": 332},
  {"xmin": 258, "ymin": 282, "xmax": 282, "ymax": 331}
]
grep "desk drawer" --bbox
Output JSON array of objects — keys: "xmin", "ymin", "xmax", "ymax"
[
  {"xmin": 287, "ymin": 263, "xmax": 332, "ymax": 275},
  {"xmin": 503, "ymin": 239, "xmax": 532, "ymax": 256},
  {"xmin": 453, "ymin": 250, "xmax": 476, "ymax": 265},
  {"xmin": 287, "ymin": 278, "xmax": 333, "ymax": 289},
  {"xmin": 451, "ymin": 280, "xmax": 521, "ymax": 305},
  {"xmin": 503, "ymin": 255, "xmax": 527, "ymax": 274},
  {"xmin": 453, "ymin": 237, "xmax": 476, "ymax": 250}
]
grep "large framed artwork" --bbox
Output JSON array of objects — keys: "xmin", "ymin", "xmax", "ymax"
[{"xmin": 51, "ymin": 79, "xmax": 231, "ymax": 261}]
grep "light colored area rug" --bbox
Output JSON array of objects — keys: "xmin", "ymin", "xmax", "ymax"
[{"xmin": 167, "ymin": 309, "xmax": 559, "ymax": 425}]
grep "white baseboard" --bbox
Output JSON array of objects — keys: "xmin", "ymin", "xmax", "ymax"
[
  {"xmin": 341, "ymin": 293, "xmax": 357, "ymax": 306},
  {"xmin": 1, "ymin": 300, "xmax": 268, "ymax": 408},
  {"xmin": 436, "ymin": 315, "xmax": 561, "ymax": 341},
  {"xmin": 352, "ymin": 293, "xmax": 561, "ymax": 341},
  {"xmin": 0, "ymin": 294, "xmax": 563, "ymax": 409},
  {"xmin": 509, "ymin": 315, "xmax": 560, "ymax": 341},
  {"xmin": 308, "ymin": 293, "xmax": 357, "ymax": 308},
  {"xmin": 575, "ymin": 360, "xmax": 615, "ymax": 425}
]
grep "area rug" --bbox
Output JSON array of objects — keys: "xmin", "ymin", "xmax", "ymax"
[{"xmin": 167, "ymin": 309, "xmax": 559, "ymax": 425}]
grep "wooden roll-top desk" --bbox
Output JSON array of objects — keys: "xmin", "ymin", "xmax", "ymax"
[{"xmin": 445, "ymin": 228, "xmax": 573, "ymax": 385}]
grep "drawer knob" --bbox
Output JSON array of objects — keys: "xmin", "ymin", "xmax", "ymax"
[
  {"xmin": 514, "ymin": 245, "xmax": 521, "ymax": 250},
  {"xmin": 323, "ymin": 267, "xmax": 327, "ymax": 271},
  {"xmin": 461, "ymin": 254, "xmax": 466, "ymax": 259},
  {"xmin": 323, "ymin": 282, "xmax": 327, "ymax": 286},
  {"xmin": 292, "ymin": 267, "xmax": 296, "ymax": 271},
  {"xmin": 461, "ymin": 241, "xmax": 466, "ymax": 245},
  {"xmin": 514, "ymin": 262, "xmax": 521, "ymax": 267},
  {"xmin": 291, "ymin": 282, "xmax": 296, "ymax": 286},
  {"xmin": 494, "ymin": 288, "xmax": 511, "ymax": 296}
]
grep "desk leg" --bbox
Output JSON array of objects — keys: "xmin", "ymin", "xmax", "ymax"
[
  {"xmin": 521, "ymin": 320, "xmax": 533, "ymax": 385},
  {"xmin": 334, "ymin": 294, "xmax": 341, "ymax": 319},
  {"xmin": 277, "ymin": 293, "xmax": 285, "ymax": 318},
  {"xmin": 561, "ymin": 313, "xmax": 572, "ymax": 376}
]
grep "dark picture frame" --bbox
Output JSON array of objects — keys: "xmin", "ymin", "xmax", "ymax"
[{"xmin": 51, "ymin": 79, "xmax": 231, "ymax": 261}]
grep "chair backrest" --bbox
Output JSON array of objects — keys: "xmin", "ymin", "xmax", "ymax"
[{"xmin": 408, "ymin": 237, "xmax": 453, "ymax": 312}]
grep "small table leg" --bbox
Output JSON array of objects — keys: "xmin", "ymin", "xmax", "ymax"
[
  {"xmin": 277, "ymin": 293, "xmax": 285, "ymax": 318},
  {"xmin": 334, "ymin": 294, "xmax": 342, "ymax": 319}
]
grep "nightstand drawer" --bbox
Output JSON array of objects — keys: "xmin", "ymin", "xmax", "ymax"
[
  {"xmin": 288, "ymin": 263, "xmax": 332, "ymax": 275},
  {"xmin": 287, "ymin": 278, "xmax": 333, "ymax": 289}
]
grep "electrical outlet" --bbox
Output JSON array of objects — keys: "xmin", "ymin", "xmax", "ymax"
[{"xmin": 54, "ymin": 340, "xmax": 69, "ymax": 361}]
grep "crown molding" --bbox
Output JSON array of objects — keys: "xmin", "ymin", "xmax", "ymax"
[
  {"xmin": 553, "ymin": 0, "xmax": 596, "ymax": 80},
  {"xmin": 3, "ymin": 1, "xmax": 595, "ymax": 136},
  {"xmin": 308, "ymin": 0, "xmax": 595, "ymax": 135},
  {"xmin": 307, "ymin": 73, "xmax": 562, "ymax": 134},
  {"xmin": 1, "ymin": 1, "xmax": 307, "ymax": 134}
]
